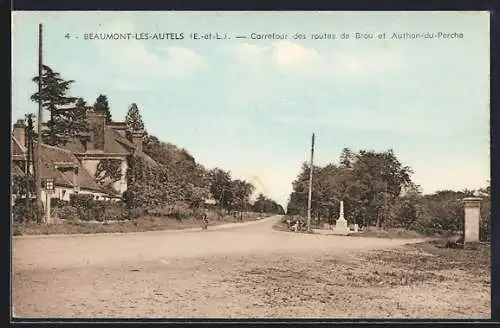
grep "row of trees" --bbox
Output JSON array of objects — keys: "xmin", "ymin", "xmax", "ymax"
[
  {"xmin": 107, "ymin": 109, "xmax": 285, "ymax": 216},
  {"xmin": 287, "ymin": 148, "xmax": 413, "ymax": 227},
  {"xmin": 131, "ymin": 130, "xmax": 284, "ymax": 215},
  {"xmin": 286, "ymin": 148, "xmax": 490, "ymax": 239},
  {"xmin": 253, "ymin": 194, "xmax": 285, "ymax": 215}
]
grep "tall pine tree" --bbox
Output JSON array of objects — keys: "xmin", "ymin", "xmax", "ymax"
[
  {"xmin": 125, "ymin": 103, "xmax": 145, "ymax": 132},
  {"xmin": 30, "ymin": 65, "xmax": 87, "ymax": 146},
  {"xmin": 94, "ymin": 94, "xmax": 112, "ymax": 123}
]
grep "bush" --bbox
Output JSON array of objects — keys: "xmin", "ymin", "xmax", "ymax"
[
  {"xmin": 50, "ymin": 198, "xmax": 69, "ymax": 209},
  {"xmin": 91, "ymin": 201, "xmax": 106, "ymax": 221},
  {"xmin": 480, "ymin": 197, "xmax": 491, "ymax": 242},
  {"xmin": 102, "ymin": 201, "xmax": 126, "ymax": 221},
  {"xmin": 12, "ymin": 198, "xmax": 37, "ymax": 223},
  {"xmin": 145, "ymin": 202, "xmax": 190, "ymax": 220},
  {"xmin": 12, "ymin": 226, "xmax": 23, "ymax": 236},
  {"xmin": 70, "ymin": 194, "xmax": 94, "ymax": 210},
  {"xmin": 480, "ymin": 217, "xmax": 491, "ymax": 242},
  {"xmin": 68, "ymin": 194, "xmax": 126, "ymax": 221},
  {"xmin": 56, "ymin": 205, "xmax": 79, "ymax": 221},
  {"xmin": 125, "ymin": 207, "xmax": 146, "ymax": 219},
  {"xmin": 445, "ymin": 235, "xmax": 464, "ymax": 248}
]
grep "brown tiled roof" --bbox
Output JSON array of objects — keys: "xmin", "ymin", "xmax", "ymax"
[
  {"xmin": 75, "ymin": 163, "xmax": 109, "ymax": 193},
  {"xmin": 105, "ymin": 127, "xmax": 133, "ymax": 154},
  {"xmin": 36, "ymin": 142, "xmax": 108, "ymax": 193},
  {"xmin": 37, "ymin": 143, "xmax": 77, "ymax": 188},
  {"xmin": 61, "ymin": 139, "xmax": 86, "ymax": 153},
  {"xmin": 11, "ymin": 164, "xmax": 25, "ymax": 177},
  {"xmin": 11, "ymin": 121, "xmax": 160, "ymax": 194},
  {"xmin": 101, "ymin": 183, "xmax": 121, "ymax": 197},
  {"xmin": 108, "ymin": 128, "xmax": 157, "ymax": 165},
  {"xmin": 12, "ymin": 136, "xmax": 26, "ymax": 158},
  {"xmin": 60, "ymin": 126, "xmax": 135, "ymax": 155}
]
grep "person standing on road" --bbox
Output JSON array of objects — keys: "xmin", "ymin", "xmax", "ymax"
[{"xmin": 201, "ymin": 212, "xmax": 209, "ymax": 230}]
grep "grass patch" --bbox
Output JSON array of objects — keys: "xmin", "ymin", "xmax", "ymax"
[
  {"xmin": 13, "ymin": 212, "xmax": 268, "ymax": 236},
  {"xmin": 227, "ymin": 240, "xmax": 490, "ymax": 297},
  {"xmin": 218, "ymin": 241, "xmax": 490, "ymax": 318},
  {"xmin": 349, "ymin": 227, "xmax": 426, "ymax": 239}
]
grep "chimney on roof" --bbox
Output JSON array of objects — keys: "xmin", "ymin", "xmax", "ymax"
[
  {"xmin": 13, "ymin": 119, "xmax": 26, "ymax": 148},
  {"xmin": 87, "ymin": 110, "xmax": 106, "ymax": 151},
  {"xmin": 129, "ymin": 130, "xmax": 144, "ymax": 153}
]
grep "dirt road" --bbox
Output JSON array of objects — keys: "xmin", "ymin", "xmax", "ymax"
[
  {"xmin": 13, "ymin": 215, "xmax": 422, "ymax": 270},
  {"xmin": 13, "ymin": 215, "xmax": 488, "ymax": 318}
]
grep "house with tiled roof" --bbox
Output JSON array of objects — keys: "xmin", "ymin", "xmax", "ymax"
[{"xmin": 11, "ymin": 108, "xmax": 158, "ymax": 207}]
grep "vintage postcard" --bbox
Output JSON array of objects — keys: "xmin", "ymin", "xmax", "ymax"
[{"xmin": 11, "ymin": 11, "xmax": 490, "ymax": 319}]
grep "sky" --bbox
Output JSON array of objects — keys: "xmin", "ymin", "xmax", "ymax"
[{"xmin": 11, "ymin": 11, "xmax": 490, "ymax": 207}]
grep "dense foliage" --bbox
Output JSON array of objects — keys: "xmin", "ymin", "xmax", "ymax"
[
  {"xmin": 95, "ymin": 159, "xmax": 122, "ymax": 185},
  {"xmin": 136, "ymin": 128, "xmax": 267, "ymax": 216},
  {"xmin": 50, "ymin": 194, "xmax": 125, "ymax": 221},
  {"xmin": 125, "ymin": 137, "xmax": 265, "ymax": 216},
  {"xmin": 31, "ymin": 65, "xmax": 88, "ymax": 146},
  {"xmin": 253, "ymin": 193, "xmax": 285, "ymax": 214},
  {"xmin": 125, "ymin": 103, "xmax": 145, "ymax": 132},
  {"xmin": 94, "ymin": 94, "xmax": 112, "ymax": 124},
  {"xmin": 286, "ymin": 148, "xmax": 491, "ymax": 239},
  {"xmin": 12, "ymin": 198, "xmax": 37, "ymax": 223}
]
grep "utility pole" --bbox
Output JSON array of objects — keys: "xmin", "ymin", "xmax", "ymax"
[
  {"xmin": 35, "ymin": 23, "xmax": 43, "ymax": 223},
  {"xmin": 25, "ymin": 115, "xmax": 33, "ymax": 215},
  {"xmin": 307, "ymin": 133, "xmax": 315, "ymax": 232}
]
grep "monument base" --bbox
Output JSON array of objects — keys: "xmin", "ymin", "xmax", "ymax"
[
  {"xmin": 332, "ymin": 219, "xmax": 350, "ymax": 235},
  {"xmin": 464, "ymin": 242, "xmax": 480, "ymax": 250}
]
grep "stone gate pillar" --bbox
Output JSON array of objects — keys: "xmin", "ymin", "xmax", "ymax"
[{"xmin": 463, "ymin": 197, "xmax": 482, "ymax": 248}]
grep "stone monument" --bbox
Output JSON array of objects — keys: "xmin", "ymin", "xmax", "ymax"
[
  {"xmin": 332, "ymin": 200, "xmax": 350, "ymax": 235},
  {"xmin": 463, "ymin": 197, "xmax": 481, "ymax": 249}
]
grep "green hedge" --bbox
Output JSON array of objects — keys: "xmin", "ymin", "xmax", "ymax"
[
  {"xmin": 12, "ymin": 198, "xmax": 37, "ymax": 223},
  {"xmin": 66, "ymin": 194, "xmax": 126, "ymax": 221},
  {"xmin": 145, "ymin": 203, "xmax": 190, "ymax": 220}
]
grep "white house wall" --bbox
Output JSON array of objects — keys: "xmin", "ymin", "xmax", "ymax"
[{"xmin": 49, "ymin": 186, "xmax": 116, "ymax": 202}]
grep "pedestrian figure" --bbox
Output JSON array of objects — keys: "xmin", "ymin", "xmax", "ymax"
[{"xmin": 201, "ymin": 213, "xmax": 209, "ymax": 230}]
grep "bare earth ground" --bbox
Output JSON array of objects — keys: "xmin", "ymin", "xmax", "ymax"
[{"xmin": 12, "ymin": 215, "xmax": 490, "ymax": 319}]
